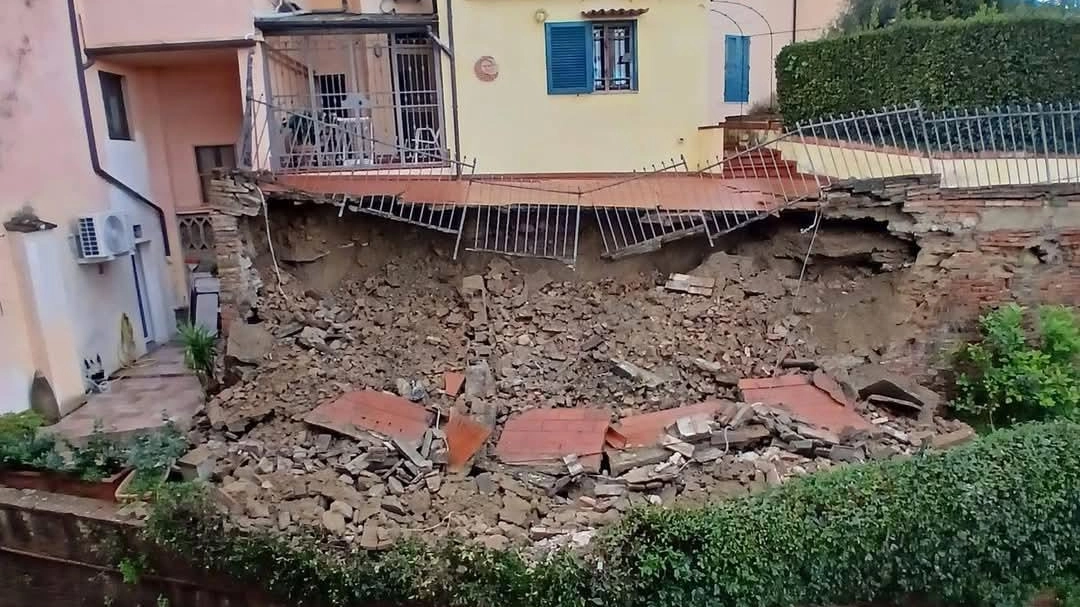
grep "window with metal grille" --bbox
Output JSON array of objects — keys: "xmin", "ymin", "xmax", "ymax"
[
  {"xmin": 592, "ymin": 23, "xmax": 635, "ymax": 91},
  {"xmin": 545, "ymin": 21, "xmax": 637, "ymax": 95},
  {"xmin": 315, "ymin": 73, "xmax": 347, "ymax": 118},
  {"xmin": 99, "ymin": 71, "xmax": 132, "ymax": 140},
  {"xmin": 194, "ymin": 145, "xmax": 237, "ymax": 203}
]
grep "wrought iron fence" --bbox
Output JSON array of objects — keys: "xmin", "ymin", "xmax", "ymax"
[{"xmin": 786, "ymin": 101, "xmax": 1080, "ymax": 188}]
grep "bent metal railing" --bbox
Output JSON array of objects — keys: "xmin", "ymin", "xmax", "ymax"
[{"xmin": 235, "ymin": 98, "xmax": 1080, "ymax": 264}]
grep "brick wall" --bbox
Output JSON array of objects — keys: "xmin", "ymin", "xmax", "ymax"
[
  {"xmin": 823, "ymin": 178, "xmax": 1080, "ymax": 377},
  {"xmin": 0, "ymin": 488, "xmax": 279, "ymax": 607},
  {"xmin": 207, "ymin": 172, "xmax": 264, "ymax": 334}
]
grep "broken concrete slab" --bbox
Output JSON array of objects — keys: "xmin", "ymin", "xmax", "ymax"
[
  {"xmin": 867, "ymin": 394, "xmax": 923, "ymax": 415},
  {"xmin": 796, "ymin": 424, "xmax": 841, "ymax": 445},
  {"xmin": 850, "ymin": 366, "xmax": 942, "ymax": 421},
  {"xmin": 931, "ymin": 426, "xmax": 976, "ymax": 450},
  {"xmin": 593, "ymin": 482, "xmax": 626, "ymax": 497},
  {"xmin": 304, "ymin": 390, "xmax": 433, "ymax": 444},
  {"xmin": 828, "ymin": 444, "xmax": 866, "ymax": 463},
  {"xmin": 177, "ymin": 445, "xmax": 216, "ymax": 481},
  {"xmin": 563, "ymin": 453, "xmax": 585, "ymax": 477},
  {"xmin": 225, "ymin": 323, "xmax": 275, "ymax": 365},
  {"xmin": 674, "ymin": 416, "xmax": 713, "ymax": 442},
  {"xmin": 611, "ymin": 359, "xmax": 666, "ymax": 389},
  {"xmin": 710, "ymin": 425, "xmax": 771, "ymax": 448},
  {"xmin": 660, "ymin": 434, "xmax": 695, "ymax": 458},
  {"xmin": 608, "ymin": 446, "xmax": 671, "ymax": 476},
  {"xmin": 500, "ymin": 493, "xmax": 533, "ymax": 526},
  {"xmin": 464, "ymin": 361, "xmax": 496, "ymax": 397},
  {"xmin": 393, "ymin": 437, "xmax": 433, "ymax": 471},
  {"xmin": 811, "ymin": 370, "xmax": 857, "ymax": 409},
  {"xmin": 663, "ymin": 273, "xmax": 716, "ymax": 296}
]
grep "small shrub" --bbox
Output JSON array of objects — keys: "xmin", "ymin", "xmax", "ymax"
[
  {"xmin": 67, "ymin": 423, "xmax": 128, "ymax": 481},
  {"xmin": 0, "ymin": 411, "xmax": 62, "ymax": 471},
  {"xmin": 952, "ymin": 303, "xmax": 1080, "ymax": 428},
  {"xmin": 176, "ymin": 322, "xmax": 216, "ymax": 382},
  {"xmin": 126, "ymin": 421, "xmax": 188, "ymax": 492}
]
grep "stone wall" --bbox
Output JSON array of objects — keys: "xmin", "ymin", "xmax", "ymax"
[
  {"xmin": 207, "ymin": 171, "xmax": 264, "ymax": 333},
  {"xmin": 0, "ymin": 488, "xmax": 278, "ymax": 607},
  {"xmin": 822, "ymin": 177, "xmax": 1080, "ymax": 376}
]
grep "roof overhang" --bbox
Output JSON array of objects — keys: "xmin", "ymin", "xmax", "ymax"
[{"xmin": 255, "ymin": 12, "xmax": 437, "ymax": 34}]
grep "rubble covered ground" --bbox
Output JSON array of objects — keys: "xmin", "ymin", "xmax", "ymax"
[{"xmin": 189, "ymin": 205, "xmax": 972, "ymax": 555}]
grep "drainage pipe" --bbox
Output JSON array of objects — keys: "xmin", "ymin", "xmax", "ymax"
[
  {"xmin": 445, "ymin": 0, "xmax": 464, "ymax": 177},
  {"xmin": 65, "ymin": 0, "xmax": 172, "ymax": 256}
]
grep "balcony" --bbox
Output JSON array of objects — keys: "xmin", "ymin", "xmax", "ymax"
[
  {"xmin": 249, "ymin": 30, "xmax": 447, "ymax": 172},
  {"xmin": 78, "ymin": 0, "xmax": 258, "ymax": 51}
]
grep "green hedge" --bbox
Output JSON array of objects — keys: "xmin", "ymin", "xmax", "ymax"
[
  {"xmin": 145, "ymin": 421, "xmax": 1080, "ymax": 607},
  {"xmin": 776, "ymin": 15, "xmax": 1080, "ymax": 124}
]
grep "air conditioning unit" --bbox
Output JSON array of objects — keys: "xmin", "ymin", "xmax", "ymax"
[{"xmin": 74, "ymin": 211, "xmax": 134, "ymax": 263}]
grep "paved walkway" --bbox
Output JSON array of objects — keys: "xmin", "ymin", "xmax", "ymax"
[{"xmin": 47, "ymin": 344, "xmax": 203, "ymax": 445}]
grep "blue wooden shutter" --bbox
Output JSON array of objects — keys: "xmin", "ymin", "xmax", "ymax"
[
  {"xmin": 724, "ymin": 35, "xmax": 750, "ymax": 103},
  {"xmin": 546, "ymin": 22, "xmax": 594, "ymax": 95}
]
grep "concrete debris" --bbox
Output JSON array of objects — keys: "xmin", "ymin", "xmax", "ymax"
[
  {"xmin": 190, "ymin": 239, "xmax": 976, "ymax": 553},
  {"xmin": 563, "ymin": 454, "xmax": 585, "ymax": 477},
  {"xmin": 177, "ymin": 445, "xmax": 216, "ymax": 481},
  {"xmin": 931, "ymin": 426, "xmax": 976, "ymax": 449},
  {"xmin": 851, "ymin": 366, "xmax": 943, "ymax": 422},
  {"xmin": 663, "ymin": 273, "xmax": 716, "ymax": 296},
  {"xmin": 225, "ymin": 323, "xmax": 275, "ymax": 366},
  {"xmin": 610, "ymin": 359, "xmax": 667, "ymax": 389},
  {"xmin": 464, "ymin": 361, "xmax": 496, "ymax": 397},
  {"xmin": 395, "ymin": 378, "xmax": 428, "ymax": 402}
]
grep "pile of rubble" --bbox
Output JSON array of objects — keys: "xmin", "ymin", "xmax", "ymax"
[{"xmin": 182, "ymin": 231, "xmax": 969, "ymax": 550}]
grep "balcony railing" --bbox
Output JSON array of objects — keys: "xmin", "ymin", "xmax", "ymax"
[{"xmin": 254, "ymin": 31, "xmax": 447, "ymax": 172}]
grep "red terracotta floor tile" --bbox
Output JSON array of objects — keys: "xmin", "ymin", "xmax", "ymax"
[
  {"xmin": 494, "ymin": 408, "xmax": 611, "ymax": 469},
  {"xmin": 305, "ymin": 390, "xmax": 432, "ymax": 443},
  {"xmin": 739, "ymin": 375, "xmax": 871, "ymax": 433},
  {"xmin": 444, "ymin": 411, "xmax": 492, "ymax": 472},
  {"xmin": 443, "ymin": 371, "xmax": 465, "ymax": 397},
  {"xmin": 613, "ymin": 401, "xmax": 727, "ymax": 448}
]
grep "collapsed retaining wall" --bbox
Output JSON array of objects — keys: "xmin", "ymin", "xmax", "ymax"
[
  {"xmin": 206, "ymin": 172, "xmax": 1080, "ymax": 377},
  {"xmin": 819, "ymin": 177, "xmax": 1080, "ymax": 377}
]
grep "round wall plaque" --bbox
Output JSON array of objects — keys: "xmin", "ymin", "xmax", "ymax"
[{"xmin": 474, "ymin": 56, "xmax": 499, "ymax": 82}]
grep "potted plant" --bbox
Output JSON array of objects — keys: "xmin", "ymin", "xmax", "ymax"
[
  {"xmin": 0, "ymin": 418, "xmax": 131, "ymax": 501},
  {"xmin": 115, "ymin": 423, "xmax": 189, "ymax": 502}
]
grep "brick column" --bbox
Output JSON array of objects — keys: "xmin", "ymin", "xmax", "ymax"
[{"xmin": 207, "ymin": 171, "xmax": 265, "ymax": 335}]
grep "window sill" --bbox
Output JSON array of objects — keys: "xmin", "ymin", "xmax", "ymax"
[{"xmin": 591, "ymin": 89, "xmax": 638, "ymax": 95}]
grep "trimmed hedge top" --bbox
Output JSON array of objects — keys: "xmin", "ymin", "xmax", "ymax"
[
  {"xmin": 146, "ymin": 421, "xmax": 1080, "ymax": 607},
  {"xmin": 776, "ymin": 15, "xmax": 1080, "ymax": 124}
]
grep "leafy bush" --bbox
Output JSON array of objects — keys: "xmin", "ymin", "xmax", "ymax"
[
  {"xmin": 953, "ymin": 304, "xmax": 1080, "ymax": 428},
  {"xmin": 776, "ymin": 14, "xmax": 1080, "ymax": 123},
  {"xmin": 143, "ymin": 422, "xmax": 1080, "ymax": 607},
  {"xmin": 831, "ymin": 0, "xmax": 1076, "ymax": 33},
  {"xmin": 0, "ymin": 412, "xmax": 187, "ymax": 485},
  {"xmin": 0, "ymin": 411, "xmax": 63, "ymax": 472}
]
